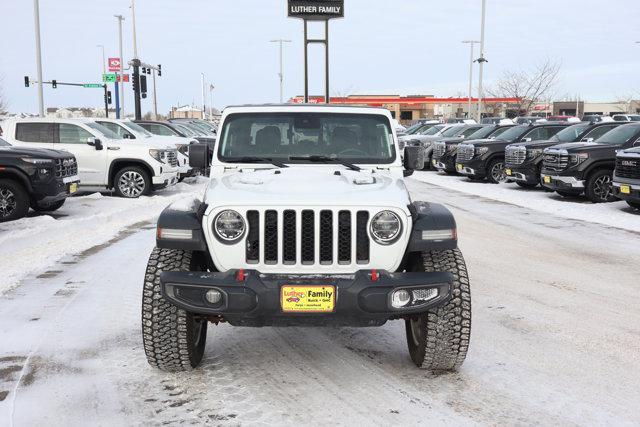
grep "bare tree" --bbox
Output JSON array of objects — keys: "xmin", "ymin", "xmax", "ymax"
[{"xmin": 487, "ymin": 58, "xmax": 561, "ymax": 115}]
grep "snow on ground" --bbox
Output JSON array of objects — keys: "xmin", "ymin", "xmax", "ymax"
[
  {"xmin": 411, "ymin": 171, "xmax": 640, "ymax": 232},
  {"xmin": 0, "ymin": 178, "xmax": 208, "ymax": 295}
]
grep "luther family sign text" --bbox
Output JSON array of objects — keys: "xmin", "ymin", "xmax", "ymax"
[{"xmin": 288, "ymin": 0, "xmax": 345, "ymax": 20}]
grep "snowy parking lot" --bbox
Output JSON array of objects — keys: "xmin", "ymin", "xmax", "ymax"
[{"xmin": 1, "ymin": 175, "xmax": 639, "ymax": 425}]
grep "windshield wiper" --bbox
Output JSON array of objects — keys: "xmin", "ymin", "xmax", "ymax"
[
  {"xmin": 288, "ymin": 155, "xmax": 361, "ymax": 171},
  {"xmin": 225, "ymin": 157, "xmax": 289, "ymax": 168}
]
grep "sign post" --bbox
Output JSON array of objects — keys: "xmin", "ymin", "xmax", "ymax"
[{"xmin": 287, "ymin": 0, "xmax": 344, "ymax": 103}]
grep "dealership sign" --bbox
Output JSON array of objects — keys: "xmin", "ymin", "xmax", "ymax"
[{"xmin": 288, "ymin": 0, "xmax": 344, "ymax": 20}]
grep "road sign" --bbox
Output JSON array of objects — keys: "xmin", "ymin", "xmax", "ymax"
[
  {"xmin": 288, "ymin": 0, "xmax": 344, "ymax": 20},
  {"xmin": 108, "ymin": 57, "xmax": 121, "ymax": 72},
  {"xmin": 83, "ymin": 84, "xmax": 103, "ymax": 88},
  {"xmin": 102, "ymin": 73, "xmax": 117, "ymax": 83},
  {"xmin": 117, "ymin": 74, "xmax": 130, "ymax": 83}
]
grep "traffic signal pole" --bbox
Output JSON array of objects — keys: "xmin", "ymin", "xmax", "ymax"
[
  {"xmin": 103, "ymin": 84, "xmax": 109, "ymax": 118},
  {"xmin": 131, "ymin": 59, "xmax": 142, "ymax": 120}
]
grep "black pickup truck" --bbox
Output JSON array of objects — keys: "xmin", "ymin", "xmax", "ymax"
[
  {"xmin": 612, "ymin": 147, "xmax": 640, "ymax": 210},
  {"xmin": 504, "ymin": 121, "xmax": 623, "ymax": 188},
  {"xmin": 0, "ymin": 137, "xmax": 79, "ymax": 222},
  {"xmin": 431, "ymin": 124, "xmax": 514, "ymax": 174},
  {"xmin": 455, "ymin": 123, "xmax": 569, "ymax": 183},
  {"xmin": 541, "ymin": 123, "xmax": 640, "ymax": 203}
]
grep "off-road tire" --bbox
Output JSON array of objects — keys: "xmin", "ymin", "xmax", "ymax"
[
  {"xmin": 585, "ymin": 169, "xmax": 616, "ymax": 203},
  {"xmin": 0, "ymin": 179, "xmax": 29, "ymax": 222},
  {"xmin": 405, "ymin": 249, "xmax": 471, "ymax": 372},
  {"xmin": 30, "ymin": 199, "xmax": 65, "ymax": 212},
  {"xmin": 142, "ymin": 248, "xmax": 208, "ymax": 372},
  {"xmin": 114, "ymin": 166, "xmax": 151, "ymax": 198},
  {"xmin": 627, "ymin": 201, "xmax": 640, "ymax": 210}
]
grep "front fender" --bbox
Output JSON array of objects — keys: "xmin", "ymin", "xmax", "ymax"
[
  {"xmin": 406, "ymin": 201, "xmax": 458, "ymax": 253},
  {"xmin": 156, "ymin": 198, "xmax": 208, "ymax": 252}
]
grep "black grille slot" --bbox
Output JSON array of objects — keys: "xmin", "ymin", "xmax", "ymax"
[
  {"xmin": 54, "ymin": 158, "xmax": 78, "ymax": 178},
  {"xmin": 264, "ymin": 210, "xmax": 278, "ymax": 264},
  {"xmin": 338, "ymin": 211, "xmax": 352, "ymax": 263},
  {"xmin": 246, "ymin": 211, "xmax": 259, "ymax": 263},
  {"xmin": 283, "ymin": 210, "xmax": 296, "ymax": 264},
  {"xmin": 356, "ymin": 211, "xmax": 370, "ymax": 263},
  {"xmin": 319, "ymin": 211, "xmax": 333, "ymax": 264},
  {"xmin": 301, "ymin": 210, "xmax": 315, "ymax": 264},
  {"xmin": 616, "ymin": 158, "xmax": 640, "ymax": 179}
]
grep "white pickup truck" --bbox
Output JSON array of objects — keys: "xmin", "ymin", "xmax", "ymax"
[{"xmin": 3, "ymin": 118, "xmax": 179, "ymax": 198}]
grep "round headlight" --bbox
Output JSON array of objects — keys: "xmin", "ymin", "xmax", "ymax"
[
  {"xmin": 214, "ymin": 210, "xmax": 246, "ymax": 243},
  {"xmin": 370, "ymin": 210, "xmax": 402, "ymax": 244}
]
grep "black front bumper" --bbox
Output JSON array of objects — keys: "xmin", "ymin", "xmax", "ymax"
[
  {"xmin": 457, "ymin": 156, "xmax": 487, "ymax": 177},
  {"xmin": 612, "ymin": 176, "xmax": 640, "ymax": 203},
  {"xmin": 432, "ymin": 152, "xmax": 457, "ymax": 172},
  {"xmin": 32, "ymin": 179, "xmax": 79, "ymax": 205},
  {"xmin": 160, "ymin": 269, "xmax": 452, "ymax": 327},
  {"xmin": 504, "ymin": 160, "xmax": 539, "ymax": 184}
]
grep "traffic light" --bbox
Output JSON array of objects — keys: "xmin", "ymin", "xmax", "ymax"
[
  {"xmin": 132, "ymin": 72, "xmax": 139, "ymax": 93},
  {"xmin": 52, "ymin": 79, "xmax": 57, "ymax": 89},
  {"xmin": 140, "ymin": 75, "xmax": 147, "ymax": 96},
  {"xmin": 157, "ymin": 64, "xmax": 162, "ymax": 77},
  {"xmin": 24, "ymin": 76, "xmax": 30, "ymax": 87},
  {"xmin": 106, "ymin": 91, "xmax": 112, "ymax": 104}
]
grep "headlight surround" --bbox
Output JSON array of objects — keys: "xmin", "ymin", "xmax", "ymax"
[
  {"xmin": 569, "ymin": 152, "xmax": 589, "ymax": 165},
  {"xmin": 475, "ymin": 146, "xmax": 489, "ymax": 156},
  {"xmin": 22, "ymin": 158, "xmax": 54, "ymax": 165},
  {"xmin": 213, "ymin": 210, "xmax": 246, "ymax": 243},
  {"xmin": 149, "ymin": 149, "xmax": 167, "ymax": 163},
  {"xmin": 370, "ymin": 210, "xmax": 402, "ymax": 245},
  {"xmin": 527, "ymin": 148, "xmax": 544, "ymax": 159}
]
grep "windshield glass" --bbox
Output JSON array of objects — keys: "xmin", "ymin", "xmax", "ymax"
[
  {"xmin": 405, "ymin": 123, "xmax": 426, "ymax": 134},
  {"xmin": 494, "ymin": 125, "xmax": 529, "ymax": 142},
  {"xmin": 419, "ymin": 124, "xmax": 445, "ymax": 136},
  {"xmin": 466, "ymin": 126, "xmax": 496, "ymax": 140},
  {"xmin": 124, "ymin": 121, "xmax": 153, "ymax": 137},
  {"xmin": 218, "ymin": 113, "xmax": 395, "ymax": 164},
  {"xmin": 440, "ymin": 125, "xmax": 465, "ymax": 137},
  {"xmin": 174, "ymin": 123, "xmax": 197, "ymax": 137},
  {"xmin": 86, "ymin": 122, "xmax": 120, "ymax": 139},
  {"xmin": 595, "ymin": 124, "xmax": 640, "ymax": 145},
  {"xmin": 0, "ymin": 137, "xmax": 10, "ymax": 147},
  {"xmin": 550, "ymin": 123, "xmax": 590, "ymax": 142}
]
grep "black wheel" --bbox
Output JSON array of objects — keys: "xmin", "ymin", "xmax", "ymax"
[
  {"xmin": 486, "ymin": 158, "xmax": 506, "ymax": 184},
  {"xmin": 516, "ymin": 182, "xmax": 538, "ymax": 189},
  {"xmin": 0, "ymin": 179, "xmax": 29, "ymax": 222},
  {"xmin": 627, "ymin": 201, "xmax": 640, "ymax": 210},
  {"xmin": 405, "ymin": 249, "xmax": 471, "ymax": 372},
  {"xmin": 30, "ymin": 199, "xmax": 65, "ymax": 212},
  {"xmin": 114, "ymin": 166, "xmax": 151, "ymax": 198},
  {"xmin": 585, "ymin": 169, "xmax": 616, "ymax": 203},
  {"xmin": 142, "ymin": 248, "xmax": 208, "ymax": 372}
]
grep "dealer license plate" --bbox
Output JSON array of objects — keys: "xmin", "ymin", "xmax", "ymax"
[
  {"xmin": 543, "ymin": 176, "xmax": 551, "ymax": 184},
  {"xmin": 620, "ymin": 185, "xmax": 631, "ymax": 194},
  {"xmin": 281, "ymin": 285, "xmax": 335, "ymax": 313},
  {"xmin": 505, "ymin": 168, "xmax": 512, "ymax": 176},
  {"xmin": 69, "ymin": 183, "xmax": 78, "ymax": 194},
  {"xmin": 456, "ymin": 163, "xmax": 463, "ymax": 172}
]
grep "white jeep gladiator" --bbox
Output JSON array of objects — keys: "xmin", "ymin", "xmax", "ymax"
[{"xmin": 143, "ymin": 104, "xmax": 471, "ymax": 372}]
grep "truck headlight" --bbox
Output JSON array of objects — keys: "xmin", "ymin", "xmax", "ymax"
[
  {"xmin": 370, "ymin": 210, "xmax": 402, "ymax": 244},
  {"xmin": 214, "ymin": 210, "xmax": 246, "ymax": 243},
  {"xmin": 149, "ymin": 149, "xmax": 167, "ymax": 163}
]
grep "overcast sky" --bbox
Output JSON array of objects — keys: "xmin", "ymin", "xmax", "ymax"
[{"xmin": 2, "ymin": 0, "xmax": 640, "ymax": 115}]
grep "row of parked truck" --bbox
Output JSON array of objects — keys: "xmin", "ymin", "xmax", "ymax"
[
  {"xmin": 400, "ymin": 119, "xmax": 640, "ymax": 209},
  {"xmin": 0, "ymin": 117, "xmax": 215, "ymax": 222}
]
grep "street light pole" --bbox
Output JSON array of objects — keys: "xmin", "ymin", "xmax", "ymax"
[
  {"xmin": 270, "ymin": 39, "xmax": 292, "ymax": 103},
  {"xmin": 33, "ymin": 0, "xmax": 44, "ymax": 117},
  {"xmin": 209, "ymin": 84, "xmax": 215, "ymax": 117},
  {"xmin": 152, "ymin": 69, "xmax": 158, "ymax": 120},
  {"xmin": 131, "ymin": 0, "xmax": 138, "ymax": 60},
  {"xmin": 115, "ymin": 14, "xmax": 125, "ymax": 118},
  {"xmin": 462, "ymin": 40, "xmax": 480, "ymax": 119},
  {"xmin": 97, "ymin": 44, "xmax": 106, "ymax": 76},
  {"xmin": 477, "ymin": 0, "xmax": 487, "ymax": 122},
  {"xmin": 201, "ymin": 73, "xmax": 206, "ymax": 120}
]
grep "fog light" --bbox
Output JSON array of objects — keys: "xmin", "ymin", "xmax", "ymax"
[
  {"xmin": 412, "ymin": 288, "xmax": 438, "ymax": 304},
  {"xmin": 205, "ymin": 289, "xmax": 222, "ymax": 304},
  {"xmin": 391, "ymin": 289, "xmax": 411, "ymax": 308}
]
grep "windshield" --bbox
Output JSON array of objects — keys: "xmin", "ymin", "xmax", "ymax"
[
  {"xmin": 466, "ymin": 126, "xmax": 497, "ymax": 140},
  {"xmin": 0, "ymin": 137, "xmax": 10, "ymax": 147},
  {"xmin": 440, "ymin": 125, "xmax": 465, "ymax": 137},
  {"xmin": 124, "ymin": 121, "xmax": 154, "ymax": 137},
  {"xmin": 405, "ymin": 123, "xmax": 426, "ymax": 134},
  {"xmin": 595, "ymin": 124, "xmax": 640, "ymax": 145},
  {"xmin": 86, "ymin": 122, "xmax": 120, "ymax": 139},
  {"xmin": 549, "ymin": 123, "xmax": 590, "ymax": 142},
  {"xmin": 174, "ymin": 123, "xmax": 198, "ymax": 137},
  {"xmin": 419, "ymin": 124, "xmax": 445, "ymax": 136},
  {"xmin": 218, "ymin": 113, "xmax": 395, "ymax": 164},
  {"xmin": 493, "ymin": 125, "xmax": 529, "ymax": 142}
]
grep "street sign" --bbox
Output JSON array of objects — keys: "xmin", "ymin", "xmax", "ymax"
[
  {"xmin": 108, "ymin": 57, "xmax": 121, "ymax": 72},
  {"xmin": 288, "ymin": 0, "xmax": 344, "ymax": 20},
  {"xmin": 83, "ymin": 84, "xmax": 103, "ymax": 88},
  {"xmin": 103, "ymin": 73, "xmax": 117, "ymax": 83},
  {"xmin": 117, "ymin": 74, "xmax": 130, "ymax": 83}
]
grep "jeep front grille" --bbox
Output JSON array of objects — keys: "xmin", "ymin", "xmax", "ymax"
[
  {"xmin": 543, "ymin": 152, "xmax": 569, "ymax": 172},
  {"xmin": 616, "ymin": 157, "xmax": 640, "ymax": 179},
  {"xmin": 457, "ymin": 144, "xmax": 475, "ymax": 162},
  {"xmin": 55, "ymin": 157, "xmax": 78, "ymax": 178},
  {"xmin": 432, "ymin": 142, "xmax": 446, "ymax": 159},
  {"xmin": 244, "ymin": 209, "xmax": 370, "ymax": 266},
  {"xmin": 505, "ymin": 146, "xmax": 526, "ymax": 165}
]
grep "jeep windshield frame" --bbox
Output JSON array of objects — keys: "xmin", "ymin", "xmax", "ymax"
[{"xmin": 217, "ymin": 112, "xmax": 397, "ymax": 165}]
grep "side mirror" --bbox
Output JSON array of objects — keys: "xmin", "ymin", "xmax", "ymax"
[
  {"xmin": 582, "ymin": 137, "xmax": 594, "ymax": 143},
  {"xmin": 87, "ymin": 137, "xmax": 103, "ymax": 150},
  {"xmin": 188, "ymin": 142, "xmax": 210, "ymax": 170},
  {"xmin": 522, "ymin": 137, "xmax": 532, "ymax": 142},
  {"xmin": 403, "ymin": 146, "xmax": 425, "ymax": 173},
  {"xmin": 123, "ymin": 133, "xmax": 135, "ymax": 139}
]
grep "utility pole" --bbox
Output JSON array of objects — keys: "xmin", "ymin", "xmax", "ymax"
[
  {"xmin": 201, "ymin": 73, "xmax": 206, "ymax": 120},
  {"xmin": 115, "ymin": 14, "xmax": 125, "ymax": 118},
  {"xmin": 97, "ymin": 44, "xmax": 106, "ymax": 76},
  {"xmin": 152, "ymin": 69, "xmax": 158, "ymax": 119},
  {"xmin": 462, "ymin": 40, "xmax": 480, "ymax": 119},
  {"xmin": 33, "ymin": 0, "xmax": 44, "ymax": 117},
  {"xmin": 270, "ymin": 39, "xmax": 292, "ymax": 103},
  {"xmin": 209, "ymin": 84, "xmax": 215, "ymax": 117},
  {"xmin": 477, "ymin": 0, "xmax": 488, "ymax": 122},
  {"xmin": 131, "ymin": 0, "xmax": 138, "ymax": 60}
]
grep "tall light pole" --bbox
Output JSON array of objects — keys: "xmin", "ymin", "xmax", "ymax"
[
  {"xmin": 209, "ymin": 84, "xmax": 215, "ymax": 117},
  {"xmin": 270, "ymin": 39, "xmax": 292, "ymax": 103},
  {"xmin": 477, "ymin": 0, "xmax": 488, "ymax": 121},
  {"xmin": 115, "ymin": 14, "xmax": 125, "ymax": 118},
  {"xmin": 33, "ymin": 0, "xmax": 44, "ymax": 117},
  {"xmin": 462, "ymin": 40, "xmax": 480, "ymax": 119},
  {"xmin": 97, "ymin": 44, "xmax": 106, "ymax": 76},
  {"xmin": 201, "ymin": 73, "xmax": 206, "ymax": 119},
  {"xmin": 130, "ymin": 0, "xmax": 138, "ymax": 59}
]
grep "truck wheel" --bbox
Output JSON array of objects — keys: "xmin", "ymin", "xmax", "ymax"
[
  {"xmin": 31, "ymin": 200, "xmax": 65, "ymax": 212},
  {"xmin": 114, "ymin": 166, "xmax": 151, "ymax": 198},
  {"xmin": 405, "ymin": 249, "xmax": 471, "ymax": 372},
  {"xmin": 627, "ymin": 201, "xmax": 640, "ymax": 210},
  {"xmin": 487, "ymin": 158, "xmax": 506, "ymax": 184},
  {"xmin": 142, "ymin": 248, "xmax": 208, "ymax": 372},
  {"xmin": 0, "ymin": 179, "xmax": 29, "ymax": 222},
  {"xmin": 585, "ymin": 169, "xmax": 616, "ymax": 203}
]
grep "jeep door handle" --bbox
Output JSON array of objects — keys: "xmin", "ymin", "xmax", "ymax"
[{"xmin": 107, "ymin": 147, "xmax": 121, "ymax": 151}]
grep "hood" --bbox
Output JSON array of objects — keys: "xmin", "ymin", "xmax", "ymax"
[
  {"xmin": 619, "ymin": 146, "xmax": 640, "ymax": 156},
  {"xmin": 150, "ymin": 135, "xmax": 196, "ymax": 146},
  {"xmin": 110, "ymin": 138, "xmax": 176, "ymax": 150},
  {"xmin": 509, "ymin": 139, "xmax": 568, "ymax": 150},
  {"xmin": 204, "ymin": 167, "xmax": 411, "ymax": 208},
  {"xmin": 548, "ymin": 141, "xmax": 618, "ymax": 152},
  {"xmin": 0, "ymin": 146, "xmax": 73, "ymax": 159},
  {"xmin": 468, "ymin": 138, "xmax": 510, "ymax": 147}
]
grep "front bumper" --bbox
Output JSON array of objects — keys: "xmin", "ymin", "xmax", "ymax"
[
  {"xmin": 456, "ymin": 157, "xmax": 486, "ymax": 177},
  {"xmin": 612, "ymin": 177, "xmax": 640, "ymax": 202},
  {"xmin": 540, "ymin": 172, "xmax": 585, "ymax": 192},
  {"xmin": 432, "ymin": 153, "xmax": 457, "ymax": 172},
  {"xmin": 152, "ymin": 170, "xmax": 179, "ymax": 187},
  {"xmin": 160, "ymin": 269, "xmax": 452, "ymax": 327},
  {"xmin": 504, "ymin": 161, "xmax": 539, "ymax": 184},
  {"xmin": 32, "ymin": 175, "xmax": 80, "ymax": 204}
]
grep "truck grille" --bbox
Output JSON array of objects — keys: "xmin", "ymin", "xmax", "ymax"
[
  {"xmin": 457, "ymin": 144, "xmax": 475, "ymax": 162},
  {"xmin": 167, "ymin": 150, "xmax": 178, "ymax": 167},
  {"xmin": 505, "ymin": 146, "xmax": 526, "ymax": 165},
  {"xmin": 543, "ymin": 151, "xmax": 569, "ymax": 172},
  {"xmin": 55, "ymin": 157, "xmax": 78, "ymax": 178},
  {"xmin": 245, "ymin": 209, "xmax": 371, "ymax": 266},
  {"xmin": 432, "ymin": 142, "xmax": 446, "ymax": 159},
  {"xmin": 616, "ymin": 157, "xmax": 640, "ymax": 179}
]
